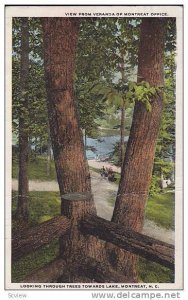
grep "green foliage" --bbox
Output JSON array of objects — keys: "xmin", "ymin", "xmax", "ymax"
[
  {"xmin": 75, "ymin": 18, "xmax": 140, "ymax": 136},
  {"xmin": 77, "ymin": 18, "xmax": 139, "ymax": 82},
  {"xmin": 12, "ymin": 155, "xmax": 56, "ymax": 181},
  {"xmin": 165, "ymin": 18, "xmax": 176, "ymax": 52},
  {"xmin": 110, "ymin": 141, "xmax": 127, "ymax": 166},
  {"xmin": 90, "ymin": 82, "xmax": 127, "ymax": 109},
  {"xmin": 125, "ymin": 80, "xmax": 161, "ymax": 112},
  {"xmin": 152, "ymin": 51, "xmax": 176, "ymax": 188},
  {"xmin": 149, "ymin": 175, "xmax": 162, "ymax": 197},
  {"xmin": 76, "ymin": 81, "xmax": 106, "ymax": 137},
  {"xmin": 89, "ymin": 80, "xmax": 161, "ymax": 117},
  {"xmin": 12, "ymin": 17, "xmax": 49, "ymax": 149},
  {"xmin": 95, "ymin": 108, "xmax": 121, "ymax": 129}
]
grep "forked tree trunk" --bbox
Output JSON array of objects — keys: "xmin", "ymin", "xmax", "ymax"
[
  {"xmin": 16, "ymin": 18, "xmax": 29, "ymax": 221},
  {"xmin": 109, "ymin": 18, "xmax": 166, "ymax": 281},
  {"xmin": 41, "ymin": 18, "xmax": 92, "ymax": 202}
]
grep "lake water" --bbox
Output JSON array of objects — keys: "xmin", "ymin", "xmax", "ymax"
[{"xmin": 85, "ymin": 135, "xmax": 129, "ymax": 159}]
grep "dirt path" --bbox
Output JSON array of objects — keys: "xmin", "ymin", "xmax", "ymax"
[
  {"xmin": 88, "ymin": 159, "xmax": 121, "ymax": 173},
  {"xmin": 12, "ymin": 171, "xmax": 175, "ymax": 245}
]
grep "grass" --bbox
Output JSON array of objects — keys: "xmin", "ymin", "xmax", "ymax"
[
  {"xmin": 12, "ymin": 191, "xmax": 61, "ymax": 226},
  {"xmin": 12, "ymin": 191, "xmax": 61, "ymax": 282},
  {"xmin": 12, "ymin": 240, "xmax": 59, "ymax": 282},
  {"xmin": 12, "ymin": 155, "xmax": 57, "ymax": 181},
  {"xmin": 139, "ymin": 258, "xmax": 174, "ymax": 283},
  {"xmin": 108, "ymin": 191, "xmax": 175, "ymax": 230},
  {"xmin": 145, "ymin": 192, "xmax": 175, "ymax": 230}
]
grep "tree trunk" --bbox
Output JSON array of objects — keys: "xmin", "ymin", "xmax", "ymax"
[
  {"xmin": 16, "ymin": 18, "xmax": 29, "ymax": 221},
  {"xmin": 59, "ymin": 192, "xmax": 96, "ymax": 263},
  {"xmin": 59, "ymin": 193, "xmax": 108, "ymax": 282},
  {"xmin": 41, "ymin": 18, "xmax": 92, "ymax": 200},
  {"xmin": 110, "ymin": 18, "xmax": 166, "ymax": 281}
]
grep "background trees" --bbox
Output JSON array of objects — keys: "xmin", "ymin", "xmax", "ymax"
[
  {"xmin": 16, "ymin": 18, "xmax": 29, "ymax": 220},
  {"xmin": 12, "ymin": 18, "xmax": 48, "ymax": 153},
  {"xmin": 12, "ymin": 18, "xmax": 49, "ymax": 220}
]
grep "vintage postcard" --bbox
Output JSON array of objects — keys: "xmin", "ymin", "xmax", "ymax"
[{"xmin": 5, "ymin": 5, "xmax": 183, "ymax": 291}]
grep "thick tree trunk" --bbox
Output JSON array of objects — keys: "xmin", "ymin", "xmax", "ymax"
[
  {"xmin": 59, "ymin": 192, "xmax": 96, "ymax": 262},
  {"xmin": 110, "ymin": 18, "xmax": 166, "ymax": 281},
  {"xmin": 58, "ymin": 257, "xmax": 128, "ymax": 283},
  {"xmin": 41, "ymin": 20, "xmax": 105, "ymax": 276},
  {"xmin": 41, "ymin": 18, "xmax": 91, "ymax": 198},
  {"xmin": 59, "ymin": 193, "xmax": 107, "ymax": 282},
  {"xmin": 16, "ymin": 18, "xmax": 29, "ymax": 221}
]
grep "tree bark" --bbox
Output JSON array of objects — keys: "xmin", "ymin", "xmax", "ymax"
[
  {"xmin": 81, "ymin": 215, "xmax": 174, "ymax": 270},
  {"xmin": 59, "ymin": 192, "xmax": 96, "ymax": 262},
  {"xmin": 110, "ymin": 18, "xmax": 166, "ymax": 281},
  {"xmin": 41, "ymin": 18, "xmax": 91, "ymax": 198},
  {"xmin": 40, "ymin": 19, "xmax": 109, "ymax": 273},
  {"xmin": 16, "ymin": 18, "xmax": 29, "ymax": 221},
  {"xmin": 58, "ymin": 256, "xmax": 128, "ymax": 283},
  {"xmin": 59, "ymin": 193, "xmax": 106, "ymax": 264}
]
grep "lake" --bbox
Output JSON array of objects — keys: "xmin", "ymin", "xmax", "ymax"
[{"xmin": 85, "ymin": 135, "xmax": 129, "ymax": 160}]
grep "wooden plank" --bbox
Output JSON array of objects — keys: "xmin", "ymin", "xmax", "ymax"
[
  {"xmin": 81, "ymin": 215, "xmax": 175, "ymax": 270},
  {"xmin": 12, "ymin": 215, "xmax": 71, "ymax": 261}
]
